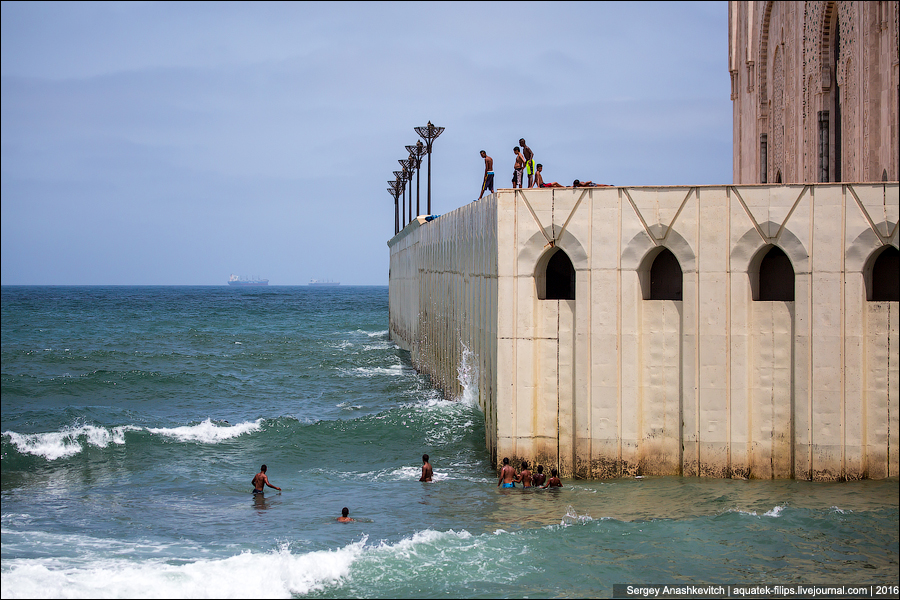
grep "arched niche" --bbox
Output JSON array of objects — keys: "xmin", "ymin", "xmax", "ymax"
[
  {"xmin": 867, "ymin": 245, "xmax": 899, "ymax": 302},
  {"xmin": 622, "ymin": 224, "xmax": 696, "ymax": 274},
  {"xmin": 751, "ymin": 245, "xmax": 795, "ymax": 301},
  {"xmin": 517, "ymin": 228, "xmax": 589, "ymax": 277},
  {"xmin": 535, "ymin": 247, "xmax": 575, "ymax": 300},
  {"xmin": 730, "ymin": 221, "xmax": 809, "ymax": 276},
  {"xmin": 637, "ymin": 247, "xmax": 683, "ymax": 301}
]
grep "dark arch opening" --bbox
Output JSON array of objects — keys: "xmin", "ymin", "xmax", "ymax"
[
  {"xmin": 649, "ymin": 248, "xmax": 683, "ymax": 300},
  {"xmin": 545, "ymin": 249, "xmax": 575, "ymax": 300},
  {"xmin": 757, "ymin": 246, "xmax": 795, "ymax": 301},
  {"xmin": 871, "ymin": 246, "xmax": 899, "ymax": 301}
]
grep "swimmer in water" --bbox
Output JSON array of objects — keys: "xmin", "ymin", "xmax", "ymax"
[
  {"xmin": 251, "ymin": 464, "xmax": 281, "ymax": 495},
  {"xmin": 518, "ymin": 461, "xmax": 533, "ymax": 488},
  {"xmin": 337, "ymin": 507, "xmax": 354, "ymax": 522},
  {"xmin": 532, "ymin": 465, "xmax": 546, "ymax": 487},
  {"xmin": 498, "ymin": 457, "xmax": 516, "ymax": 488},
  {"xmin": 420, "ymin": 454, "xmax": 433, "ymax": 482},
  {"xmin": 542, "ymin": 468, "xmax": 562, "ymax": 488}
]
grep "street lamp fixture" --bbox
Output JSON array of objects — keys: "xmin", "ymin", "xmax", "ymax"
[
  {"xmin": 406, "ymin": 140, "xmax": 426, "ymax": 216},
  {"xmin": 387, "ymin": 181, "xmax": 402, "ymax": 235},
  {"xmin": 393, "ymin": 170, "xmax": 406, "ymax": 229},
  {"xmin": 414, "ymin": 121, "xmax": 444, "ymax": 214},
  {"xmin": 398, "ymin": 159, "xmax": 413, "ymax": 222}
]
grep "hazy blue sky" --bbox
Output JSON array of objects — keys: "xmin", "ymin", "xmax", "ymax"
[{"xmin": 2, "ymin": 1, "xmax": 730, "ymax": 285}]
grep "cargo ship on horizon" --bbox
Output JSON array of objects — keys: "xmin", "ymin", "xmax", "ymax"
[
  {"xmin": 308, "ymin": 279, "xmax": 340, "ymax": 286},
  {"xmin": 228, "ymin": 274, "xmax": 269, "ymax": 286}
]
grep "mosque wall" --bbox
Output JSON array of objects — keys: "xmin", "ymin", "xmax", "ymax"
[
  {"xmin": 729, "ymin": 1, "xmax": 899, "ymax": 184},
  {"xmin": 388, "ymin": 184, "xmax": 899, "ymax": 480}
]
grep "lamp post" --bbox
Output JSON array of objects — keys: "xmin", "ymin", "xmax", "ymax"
[
  {"xmin": 406, "ymin": 140, "xmax": 426, "ymax": 216},
  {"xmin": 387, "ymin": 181, "xmax": 401, "ymax": 235},
  {"xmin": 393, "ymin": 170, "xmax": 405, "ymax": 229},
  {"xmin": 414, "ymin": 121, "xmax": 444, "ymax": 214},
  {"xmin": 398, "ymin": 159, "xmax": 413, "ymax": 222}
]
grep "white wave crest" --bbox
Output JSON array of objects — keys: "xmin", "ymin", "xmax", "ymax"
[
  {"xmin": 3, "ymin": 419, "xmax": 260, "ymax": 460},
  {"xmin": 147, "ymin": 418, "xmax": 261, "ymax": 443},
  {"xmin": 373, "ymin": 529, "xmax": 472, "ymax": 554},
  {"xmin": 0, "ymin": 530, "xmax": 491, "ymax": 599},
  {"xmin": 346, "ymin": 365, "xmax": 404, "ymax": 377},
  {"xmin": 0, "ymin": 540, "xmax": 366, "ymax": 599},
  {"xmin": 2, "ymin": 425, "xmax": 137, "ymax": 461}
]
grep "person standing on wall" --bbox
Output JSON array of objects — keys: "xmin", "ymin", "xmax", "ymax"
[
  {"xmin": 479, "ymin": 151, "xmax": 494, "ymax": 200},
  {"xmin": 512, "ymin": 147, "xmax": 526, "ymax": 189},
  {"xmin": 519, "ymin": 138, "xmax": 534, "ymax": 187}
]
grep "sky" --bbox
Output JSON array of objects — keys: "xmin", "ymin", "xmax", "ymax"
[{"xmin": 1, "ymin": 1, "xmax": 731, "ymax": 286}]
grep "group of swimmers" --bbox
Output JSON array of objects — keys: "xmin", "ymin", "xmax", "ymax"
[
  {"xmin": 497, "ymin": 457, "xmax": 562, "ymax": 489},
  {"xmin": 478, "ymin": 137, "xmax": 610, "ymax": 200},
  {"xmin": 252, "ymin": 452, "xmax": 562, "ymax": 522}
]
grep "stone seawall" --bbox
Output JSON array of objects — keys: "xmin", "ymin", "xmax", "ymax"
[
  {"xmin": 388, "ymin": 184, "xmax": 899, "ymax": 480},
  {"xmin": 388, "ymin": 198, "xmax": 500, "ymax": 458}
]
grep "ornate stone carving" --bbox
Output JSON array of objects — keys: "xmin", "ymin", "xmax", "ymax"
[{"xmin": 731, "ymin": 1, "xmax": 897, "ymax": 183}]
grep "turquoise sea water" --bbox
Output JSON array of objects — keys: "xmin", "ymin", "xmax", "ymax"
[{"xmin": 2, "ymin": 286, "xmax": 897, "ymax": 599}]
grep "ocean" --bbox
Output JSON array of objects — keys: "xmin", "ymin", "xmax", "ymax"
[{"xmin": 2, "ymin": 286, "xmax": 897, "ymax": 599}]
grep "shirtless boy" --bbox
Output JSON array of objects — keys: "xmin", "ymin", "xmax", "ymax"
[
  {"xmin": 535, "ymin": 164, "xmax": 563, "ymax": 188},
  {"xmin": 252, "ymin": 464, "xmax": 281, "ymax": 494},
  {"xmin": 542, "ymin": 468, "xmax": 562, "ymax": 488},
  {"xmin": 419, "ymin": 454, "xmax": 433, "ymax": 482},
  {"xmin": 479, "ymin": 151, "xmax": 494, "ymax": 200},
  {"xmin": 518, "ymin": 461, "xmax": 533, "ymax": 488},
  {"xmin": 512, "ymin": 147, "xmax": 526, "ymax": 189},
  {"xmin": 532, "ymin": 465, "xmax": 546, "ymax": 487},
  {"xmin": 498, "ymin": 457, "xmax": 517, "ymax": 488},
  {"xmin": 519, "ymin": 139, "xmax": 534, "ymax": 187}
]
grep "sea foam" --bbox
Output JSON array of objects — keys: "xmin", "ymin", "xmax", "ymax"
[
  {"xmin": 0, "ymin": 540, "xmax": 366, "ymax": 599},
  {"xmin": 0, "ymin": 531, "xmax": 487, "ymax": 599},
  {"xmin": 2, "ymin": 425, "xmax": 137, "ymax": 461},
  {"xmin": 3, "ymin": 419, "xmax": 261, "ymax": 460},
  {"xmin": 146, "ymin": 418, "xmax": 262, "ymax": 443}
]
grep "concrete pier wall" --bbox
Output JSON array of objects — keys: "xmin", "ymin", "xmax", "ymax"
[
  {"xmin": 388, "ymin": 183, "xmax": 899, "ymax": 480},
  {"xmin": 388, "ymin": 198, "xmax": 500, "ymax": 457}
]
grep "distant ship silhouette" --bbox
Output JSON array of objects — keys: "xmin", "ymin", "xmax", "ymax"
[{"xmin": 228, "ymin": 274, "xmax": 269, "ymax": 286}]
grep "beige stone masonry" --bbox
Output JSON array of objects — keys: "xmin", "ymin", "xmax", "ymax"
[{"xmin": 388, "ymin": 183, "xmax": 899, "ymax": 480}]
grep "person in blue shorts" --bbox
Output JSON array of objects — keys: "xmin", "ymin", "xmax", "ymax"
[
  {"xmin": 498, "ymin": 457, "xmax": 517, "ymax": 488},
  {"xmin": 479, "ymin": 151, "xmax": 494, "ymax": 200}
]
